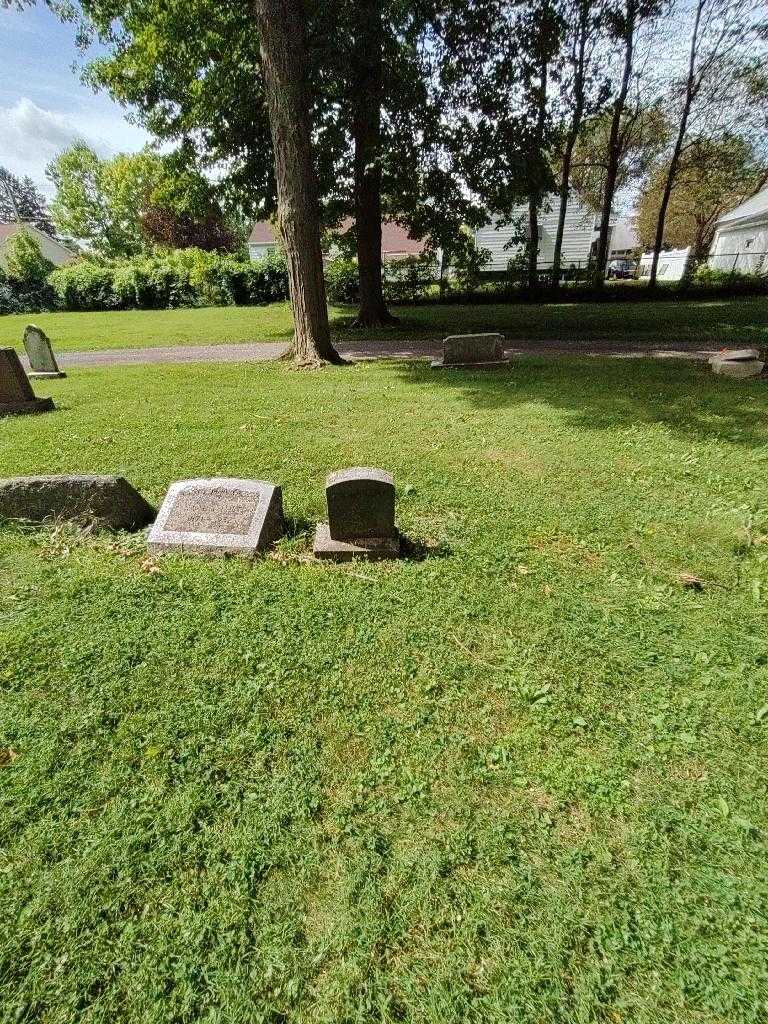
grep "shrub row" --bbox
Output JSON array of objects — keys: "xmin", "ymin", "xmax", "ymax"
[
  {"xmin": 2, "ymin": 245, "xmax": 767, "ymax": 316},
  {"xmin": 47, "ymin": 248, "xmax": 290, "ymax": 312}
]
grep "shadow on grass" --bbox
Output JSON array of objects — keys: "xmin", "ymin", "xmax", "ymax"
[
  {"xmin": 399, "ymin": 534, "xmax": 452, "ymax": 562},
  {"xmin": 393, "ymin": 356, "xmax": 768, "ymax": 449}
]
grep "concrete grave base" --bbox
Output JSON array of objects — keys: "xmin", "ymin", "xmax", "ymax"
[
  {"xmin": 430, "ymin": 358, "xmax": 512, "ymax": 370},
  {"xmin": 28, "ymin": 371, "xmax": 66, "ymax": 380},
  {"xmin": 313, "ymin": 522, "xmax": 401, "ymax": 561},
  {"xmin": 0, "ymin": 397, "xmax": 55, "ymax": 417},
  {"xmin": 148, "ymin": 478, "xmax": 284, "ymax": 557}
]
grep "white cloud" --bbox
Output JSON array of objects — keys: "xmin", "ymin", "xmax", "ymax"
[{"xmin": 0, "ymin": 97, "xmax": 148, "ymax": 194}]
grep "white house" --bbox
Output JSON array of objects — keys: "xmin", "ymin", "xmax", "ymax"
[
  {"xmin": 0, "ymin": 223, "xmax": 75, "ymax": 269},
  {"xmin": 637, "ymin": 247, "xmax": 690, "ymax": 282},
  {"xmin": 474, "ymin": 195, "xmax": 601, "ymax": 273},
  {"xmin": 709, "ymin": 187, "xmax": 768, "ymax": 274}
]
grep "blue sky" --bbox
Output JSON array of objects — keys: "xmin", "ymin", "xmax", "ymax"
[{"xmin": 0, "ymin": 3, "xmax": 149, "ymax": 195}]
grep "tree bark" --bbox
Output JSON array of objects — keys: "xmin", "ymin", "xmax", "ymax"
[
  {"xmin": 648, "ymin": 0, "xmax": 703, "ymax": 287},
  {"xmin": 351, "ymin": 0, "xmax": 397, "ymax": 327},
  {"xmin": 527, "ymin": 54, "xmax": 548, "ymax": 295},
  {"xmin": 552, "ymin": 3, "xmax": 588, "ymax": 288},
  {"xmin": 592, "ymin": 0, "xmax": 636, "ymax": 288},
  {"xmin": 253, "ymin": 0, "xmax": 343, "ymax": 366}
]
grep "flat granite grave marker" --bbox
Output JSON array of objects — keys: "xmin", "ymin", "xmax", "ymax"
[
  {"xmin": 432, "ymin": 333, "xmax": 510, "ymax": 369},
  {"xmin": 314, "ymin": 467, "xmax": 400, "ymax": 561},
  {"xmin": 0, "ymin": 475, "xmax": 155, "ymax": 530},
  {"xmin": 710, "ymin": 349, "xmax": 764, "ymax": 378},
  {"xmin": 148, "ymin": 478, "xmax": 284, "ymax": 557},
  {"xmin": 0, "ymin": 348, "xmax": 55, "ymax": 417},
  {"xmin": 23, "ymin": 325, "xmax": 66, "ymax": 379}
]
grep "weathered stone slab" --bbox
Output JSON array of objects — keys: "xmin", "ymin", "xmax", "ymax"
[
  {"xmin": 710, "ymin": 357, "xmax": 764, "ymax": 378},
  {"xmin": 148, "ymin": 478, "xmax": 284, "ymax": 557},
  {"xmin": 432, "ymin": 333, "xmax": 509, "ymax": 369},
  {"xmin": 314, "ymin": 467, "xmax": 400, "ymax": 560},
  {"xmin": 0, "ymin": 349, "xmax": 54, "ymax": 417},
  {"xmin": 23, "ymin": 325, "xmax": 66, "ymax": 378},
  {"xmin": 0, "ymin": 475, "xmax": 155, "ymax": 530}
]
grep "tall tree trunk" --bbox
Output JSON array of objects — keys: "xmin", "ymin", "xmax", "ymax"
[
  {"xmin": 253, "ymin": 0, "xmax": 342, "ymax": 366},
  {"xmin": 649, "ymin": 0, "xmax": 702, "ymax": 287},
  {"xmin": 552, "ymin": 129, "xmax": 579, "ymax": 288},
  {"xmin": 527, "ymin": 197, "xmax": 540, "ymax": 294},
  {"xmin": 592, "ymin": 1, "xmax": 635, "ymax": 288},
  {"xmin": 527, "ymin": 54, "xmax": 548, "ymax": 295},
  {"xmin": 552, "ymin": 4, "xmax": 588, "ymax": 288},
  {"xmin": 352, "ymin": 0, "xmax": 396, "ymax": 327}
]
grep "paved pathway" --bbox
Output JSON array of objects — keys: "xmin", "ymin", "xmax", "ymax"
[{"xmin": 21, "ymin": 337, "xmax": 722, "ymax": 369}]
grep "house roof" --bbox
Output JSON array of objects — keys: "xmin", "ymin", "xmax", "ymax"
[
  {"xmin": 716, "ymin": 187, "xmax": 768, "ymax": 227},
  {"xmin": 248, "ymin": 218, "xmax": 427, "ymax": 256},
  {"xmin": 248, "ymin": 221, "xmax": 278, "ymax": 245},
  {"xmin": 0, "ymin": 222, "xmax": 74, "ymax": 252}
]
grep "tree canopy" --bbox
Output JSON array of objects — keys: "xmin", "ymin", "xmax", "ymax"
[
  {"xmin": 46, "ymin": 143, "xmax": 237, "ymax": 256},
  {"xmin": 636, "ymin": 134, "xmax": 768, "ymax": 260}
]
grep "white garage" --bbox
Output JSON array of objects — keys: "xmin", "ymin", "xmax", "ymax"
[{"xmin": 709, "ymin": 188, "xmax": 768, "ymax": 275}]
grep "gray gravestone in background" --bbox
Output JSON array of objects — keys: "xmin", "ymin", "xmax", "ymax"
[
  {"xmin": 23, "ymin": 325, "xmax": 66, "ymax": 379},
  {"xmin": 432, "ymin": 333, "xmax": 509, "ymax": 369},
  {"xmin": 0, "ymin": 348, "xmax": 55, "ymax": 417},
  {"xmin": 710, "ymin": 348, "xmax": 765, "ymax": 378},
  {"xmin": 148, "ymin": 478, "xmax": 285, "ymax": 557},
  {"xmin": 314, "ymin": 467, "xmax": 400, "ymax": 561},
  {"xmin": 0, "ymin": 475, "xmax": 155, "ymax": 530}
]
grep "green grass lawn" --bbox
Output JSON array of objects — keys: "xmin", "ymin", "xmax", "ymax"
[
  {"xmin": 1, "ymin": 295, "xmax": 766, "ymax": 352},
  {"xmin": 2, "ymin": 357, "xmax": 768, "ymax": 1022}
]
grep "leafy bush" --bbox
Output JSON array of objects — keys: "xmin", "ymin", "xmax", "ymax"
[
  {"xmin": 47, "ymin": 248, "xmax": 289, "ymax": 312},
  {"xmin": 5, "ymin": 231, "xmax": 54, "ymax": 284},
  {"xmin": 49, "ymin": 261, "xmax": 120, "ymax": 311},
  {"xmin": 383, "ymin": 254, "xmax": 437, "ymax": 302},
  {"xmin": 324, "ymin": 258, "xmax": 359, "ymax": 303},
  {"xmin": 219, "ymin": 249, "xmax": 289, "ymax": 305},
  {"xmin": 447, "ymin": 233, "xmax": 491, "ymax": 294},
  {"xmin": 1, "ymin": 234, "xmax": 57, "ymax": 313}
]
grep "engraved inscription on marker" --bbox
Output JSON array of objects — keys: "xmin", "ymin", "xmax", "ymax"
[{"xmin": 148, "ymin": 478, "xmax": 285, "ymax": 557}]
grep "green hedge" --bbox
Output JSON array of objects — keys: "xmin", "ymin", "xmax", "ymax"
[
  {"xmin": 47, "ymin": 248, "xmax": 290, "ymax": 312},
  {"xmin": 324, "ymin": 254, "xmax": 439, "ymax": 304}
]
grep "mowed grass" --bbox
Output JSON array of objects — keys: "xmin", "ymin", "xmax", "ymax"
[
  {"xmin": 0, "ymin": 294, "xmax": 766, "ymax": 352},
  {"xmin": 2, "ymin": 357, "xmax": 768, "ymax": 1022}
]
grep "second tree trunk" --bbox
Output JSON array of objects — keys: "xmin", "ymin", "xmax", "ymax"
[{"xmin": 351, "ymin": 0, "xmax": 396, "ymax": 327}]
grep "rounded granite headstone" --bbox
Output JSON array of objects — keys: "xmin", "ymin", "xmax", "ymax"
[{"xmin": 326, "ymin": 467, "xmax": 396, "ymax": 540}]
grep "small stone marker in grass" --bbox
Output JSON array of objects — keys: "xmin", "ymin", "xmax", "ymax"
[
  {"xmin": 23, "ymin": 325, "xmax": 66, "ymax": 379},
  {"xmin": 148, "ymin": 478, "xmax": 284, "ymax": 557},
  {"xmin": 0, "ymin": 475, "xmax": 155, "ymax": 530},
  {"xmin": 0, "ymin": 348, "xmax": 55, "ymax": 417},
  {"xmin": 431, "ymin": 333, "xmax": 510, "ymax": 369},
  {"xmin": 710, "ymin": 349, "xmax": 764, "ymax": 378},
  {"xmin": 314, "ymin": 467, "xmax": 400, "ymax": 561}
]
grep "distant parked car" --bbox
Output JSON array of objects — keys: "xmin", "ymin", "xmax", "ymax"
[{"xmin": 606, "ymin": 258, "xmax": 636, "ymax": 279}]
